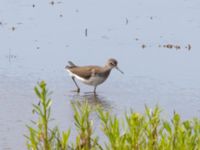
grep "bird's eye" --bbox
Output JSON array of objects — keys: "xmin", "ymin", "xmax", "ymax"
[{"xmin": 109, "ymin": 62, "xmax": 114, "ymax": 66}]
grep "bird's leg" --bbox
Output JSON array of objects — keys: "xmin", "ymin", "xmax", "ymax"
[
  {"xmin": 93, "ymin": 86, "xmax": 97, "ymax": 94},
  {"xmin": 72, "ymin": 77, "xmax": 80, "ymax": 92}
]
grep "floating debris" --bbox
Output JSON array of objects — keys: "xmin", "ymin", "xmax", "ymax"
[
  {"xmin": 161, "ymin": 43, "xmax": 191, "ymax": 51},
  {"xmin": 185, "ymin": 44, "xmax": 192, "ymax": 51},
  {"xmin": 163, "ymin": 44, "xmax": 173, "ymax": 49},
  {"xmin": 141, "ymin": 44, "xmax": 146, "ymax": 48},
  {"xmin": 50, "ymin": 1, "xmax": 55, "ymax": 5},
  {"xmin": 11, "ymin": 27, "xmax": 16, "ymax": 31},
  {"xmin": 135, "ymin": 38, "xmax": 139, "ymax": 41},
  {"xmin": 174, "ymin": 45, "xmax": 181, "ymax": 50}
]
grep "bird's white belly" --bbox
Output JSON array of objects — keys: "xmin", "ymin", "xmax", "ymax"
[
  {"xmin": 84, "ymin": 76, "xmax": 107, "ymax": 86},
  {"xmin": 67, "ymin": 70, "xmax": 107, "ymax": 86}
]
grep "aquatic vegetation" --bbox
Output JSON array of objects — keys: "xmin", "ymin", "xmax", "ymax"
[
  {"xmin": 25, "ymin": 81, "xmax": 200, "ymax": 150},
  {"xmin": 25, "ymin": 81, "xmax": 70, "ymax": 150}
]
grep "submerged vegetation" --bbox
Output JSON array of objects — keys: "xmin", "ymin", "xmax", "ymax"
[{"xmin": 25, "ymin": 81, "xmax": 200, "ymax": 150}]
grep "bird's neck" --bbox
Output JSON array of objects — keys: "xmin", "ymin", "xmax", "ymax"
[
  {"xmin": 104, "ymin": 65, "xmax": 113, "ymax": 71},
  {"xmin": 99, "ymin": 66, "xmax": 112, "ymax": 77}
]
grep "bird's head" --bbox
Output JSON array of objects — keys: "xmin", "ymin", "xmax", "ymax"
[{"xmin": 106, "ymin": 58, "xmax": 124, "ymax": 74}]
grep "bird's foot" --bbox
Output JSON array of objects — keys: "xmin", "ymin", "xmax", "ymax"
[{"xmin": 71, "ymin": 88, "xmax": 80, "ymax": 93}]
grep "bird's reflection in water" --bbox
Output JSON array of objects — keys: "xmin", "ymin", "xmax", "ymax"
[{"xmin": 69, "ymin": 92, "xmax": 112, "ymax": 111}]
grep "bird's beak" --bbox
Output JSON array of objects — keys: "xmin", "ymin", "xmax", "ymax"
[{"xmin": 115, "ymin": 66, "xmax": 124, "ymax": 74}]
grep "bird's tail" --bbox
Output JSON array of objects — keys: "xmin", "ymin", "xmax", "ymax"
[
  {"xmin": 65, "ymin": 61, "xmax": 77, "ymax": 69},
  {"xmin": 68, "ymin": 61, "xmax": 76, "ymax": 67}
]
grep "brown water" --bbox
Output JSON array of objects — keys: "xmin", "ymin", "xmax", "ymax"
[{"xmin": 1, "ymin": 0, "xmax": 200, "ymax": 149}]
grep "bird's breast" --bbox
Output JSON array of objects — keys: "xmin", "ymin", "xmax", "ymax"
[{"xmin": 85, "ymin": 75, "xmax": 108, "ymax": 86}]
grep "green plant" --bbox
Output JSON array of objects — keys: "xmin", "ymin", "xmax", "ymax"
[
  {"xmin": 145, "ymin": 105, "xmax": 161, "ymax": 150},
  {"xmin": 126, "ymin": 111, "xmax": 146, "ymax": 149},
  {"xmin": 25, "ymin": 81, "xmax": 200, "ymax": 150},
  {"xmin": 98, "ymin": 110, "xmax": 127, "ymax": 150},
  {"xmin": 71, "ymin": 101, "xmax": 102, "ymax": 150},
  {"xmin": 25, "ymin": 81, "xmax": 70, "ymax": 150}
]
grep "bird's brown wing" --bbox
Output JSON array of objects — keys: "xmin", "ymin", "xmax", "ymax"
[{"xmin": 68, "ymin": 66, "xmax": 102, "ymax": 79}]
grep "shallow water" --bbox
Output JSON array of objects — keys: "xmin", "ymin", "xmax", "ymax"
[{"xmin": 1, "ymin": 0, "xmax": 200, "ymax": 149}]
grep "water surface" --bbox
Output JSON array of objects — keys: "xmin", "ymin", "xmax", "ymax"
[{"xmin": 1, "ymin": 0, "xmax": 200, "ymax": 149}]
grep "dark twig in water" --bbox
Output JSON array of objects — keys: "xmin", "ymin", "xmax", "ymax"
[
  {"xmin": 141, "ymin": 44, "xmax": 146, "ymax": 48},
  {"xmin": 12, "ymin": 26, "xmax": 16, "ymax": 31},
  {"xmin": 126, "ymin": 18, "xmax": 128, "ymax": 25},
  {"xmin": 7, "ymin": 49, "xmax": 16, "ymax": 63},
  {"xmin": 50, "ymin": 1, "xmax": 54, "ymax": 5},
  {"xmin": 85, "ymin": 28, "xmax": 88, "ymax": 37},
  {"xmin": 188, "ymin": 44, "xmax": 191, "ymax": 50}
]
